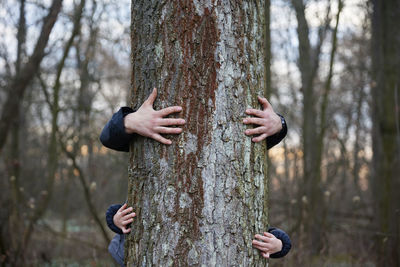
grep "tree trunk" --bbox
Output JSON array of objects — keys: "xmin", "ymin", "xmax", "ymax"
[
  {"xmin": 371, "ymin": 0, "xmax": 400, "ymax": 265},
  {"xmin": 0, "ymin": 0, "xmax": 63, "ymax": 154},
  {"xmin": 127, "ymin": 1, "xmax": 268, "ymax": 266}
]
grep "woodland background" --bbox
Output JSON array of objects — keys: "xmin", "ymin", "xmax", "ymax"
[{"xmin": 0, "ymin": 0, "xmax": 399, "ymax": 266}]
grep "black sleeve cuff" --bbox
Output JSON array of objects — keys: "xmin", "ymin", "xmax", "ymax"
[
  {"xmin": 268, "ymin": 227, "xmax": 292, "ymax": 258},
  {"xmin": 106, "ymin": 204, "xmax": 123, "ymax": 234},
  {"xmin": 266, "ymin": 114, "xmax": 287, "ymax": 150},
  {"xmin": 99, "ymin": 107, "xmax": 135, "ymax": 152}
]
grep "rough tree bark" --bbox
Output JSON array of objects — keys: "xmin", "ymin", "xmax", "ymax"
[
  {"xmin": 126, "ymin": 1, "xmax": 268, "ymax": 266},
  {"xmin": 371, "ymin": 0, "xmax": 400, "ymax": 265}
]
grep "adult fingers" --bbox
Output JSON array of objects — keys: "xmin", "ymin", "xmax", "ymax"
[
  {"xmin": 157, "ymin": 106, "xmax": 183, "ymax": 117},
  {"xmin": 245, "ymin": 127, "xmax": 267, "ymax": 136},
  {"xmin": 155, "ymin": 126, "xmax": 183, "ymax": 135},
  {"xmin": 258, "ymin": 96, "xmax": 271, "ymax": 110},
  {"xmin": 245, "ymin": 108, "xmax": 264, "ymax": 117},
  {"xmin": 158, "ymin": 118, "xmax": 186, "ymax": 126},
  {"xmin": 243, "ymin": 117, "xmax": 264, "ymax": 125},
  {"xmin": 151, "ymin": 133, "xmax": 172, "ymax": 145},
  {"xmin": 252, "ymin": 133, "xmax": 268, "ymax": 143},
  {"xmin": 144, "ymin": 88, "xmax": 157, "ymax": 106}
]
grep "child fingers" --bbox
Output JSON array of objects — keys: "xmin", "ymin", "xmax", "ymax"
[
  {"xmin": 120, "ymin": 207, "xmax": 133, "ymax": 215},
  {"xmin": 155, "ymin": 126, "xmax": 183, "ymax": 135},
  {"xmin": 253, "ymin": 244, "xmax": 269, "ymax": 253},
  {"xmin": 254, "ymin": 234, "xmax": 270, "ymax": 242},
  {"xmin": 262, "ymin": 252, "xmax": 270, "ymax": 258},
  {"xmin": 252, "ymin": 240, "xmax": 268, "ymax": 247},
  {"xmin": 263, "ymin": 232, "xmax": 275, "ymax": 238},
  {"xmin": 122, "ymin": 213, "xmax": 136, "ymax": 220},
  {"xmin": 118, "ymin": 203, "xmax": 127, "ymax": 212},
  {"xmin": 122, "ymin": 218, "xmax": 134, "ymax": 225},
  {"xmin": 122, "ymin": 227, "xmax": 131, "ymax": 234}
]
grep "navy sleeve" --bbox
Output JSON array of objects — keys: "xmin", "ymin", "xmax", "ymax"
[
  {"xmin": 266, "ymin": 114, "xmax": 287, "ymax": 150},
  {"xmin": 106, "ymin": 204, "xmax": 123, "ymax": 234},
  {"xmin": 268, "ymin": 227, "xmax": 292, "ymax": 258},
  {"xmin": 100, "ymin": 107, "xmax": 136, "ymax": 152}
]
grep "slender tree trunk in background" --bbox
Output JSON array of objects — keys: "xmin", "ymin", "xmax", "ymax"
[
  {"xmin": 291, "ymin": 0, "xmax": 321, "ymax": 254},
  {"xmin": 7, "ymin": 1, "xmax": 26, "ymax": 263},
  {"xmin": 291, "ymin": 0, "xmax": 342, "ymax": 254},
  {"xmin": 0, "ymin": 0, "xmax": 63, "ymax": 154},
  {"xmin": 264, "ymin": 0, "xmax": 271, "ymax": 99},
  {"xmin": 127, "ymin": 1, "xmax": 268, "ymax": 266},
  {"xmin": 264, "ymin": 0, "xmax": 272, "ymax": 221},
  {"xmin": 19, "ymin": 1, "xmax": 84, "ymax": 261},
  {"xmin": 371, "ymin": 0, "xmax": 400, "ymax": 265}
]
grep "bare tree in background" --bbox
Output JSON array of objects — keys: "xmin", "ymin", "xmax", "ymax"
[
  {"xmin": 126, "ymin": 1, "xmax": 269, "ymax": 265},
  {"xmin": 290, "ymin": 0, "xmax": 343, "ymax": 254},
  {"xmin": 371, "ymin": 0, "xmax": 400, "ymax": 265},
  {"xmin": 0, "ymin": 0, "xmax": 63, "ymax": 154}
]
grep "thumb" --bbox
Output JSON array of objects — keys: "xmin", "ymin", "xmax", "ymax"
[
  {"xmin": 258, "ymin": 96, "xmax": 271, "ymax": 110},
  {"xmin": 145, "ymin": 88, "xmax": 157, "ymax": 106}
]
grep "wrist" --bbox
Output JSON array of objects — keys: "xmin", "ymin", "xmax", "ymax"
[
  {"xmin": 276, "ymin": 239, "xmax": 283, "ymax": 253},
  {"xmin": 273, "ymin": 113, "xmax": 283, "ymax": 132},
  {"xmin": 124, "ymin": 113, "xmax": 138, "ymax": 134}
]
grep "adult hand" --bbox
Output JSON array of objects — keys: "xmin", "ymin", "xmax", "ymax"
[
  {"xmin": 124, "ymin": 88, "xmax": 186, "ymax": 145},
  {"xmin": 252, "ymin": 232, "xmax": 283, "ymax": 258},
  {"xmin": 113, "ymin": 203, "xmax": 136, "ymax": 234},
  {"xmin": 243, "ymin": 96, "xmax": 282, "ymax": 143}
]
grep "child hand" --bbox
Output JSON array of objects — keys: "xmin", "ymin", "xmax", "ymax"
[
  {"xmin": 243, "ymin": 96, "xmax": 282, "ymax": 142},
  {"xmin": 252, "ymin": 232, "xmax": 283, "ymax": 258},
  {"xmin": 124, "ymin": 88, "xmax": 186, "ymax": 145},
  {"xmin": 113, "ymin": 203, "xmax": 136, "ymax": 234}
]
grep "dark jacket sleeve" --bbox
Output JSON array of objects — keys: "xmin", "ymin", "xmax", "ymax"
[
  {"xmin": 106, "ymin": 204, "xmax": 123, "ymax": 234},
  {"xmin": 266, "ymin": 114, "xmax": 287, "ymax": 150},
  {"xmin": 100, "ymin": 107, "xmax": 136, "ymax": 152},
  {"xmin": 268, "ymin": 227, "xmax": 292, "ymax": 258}
]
